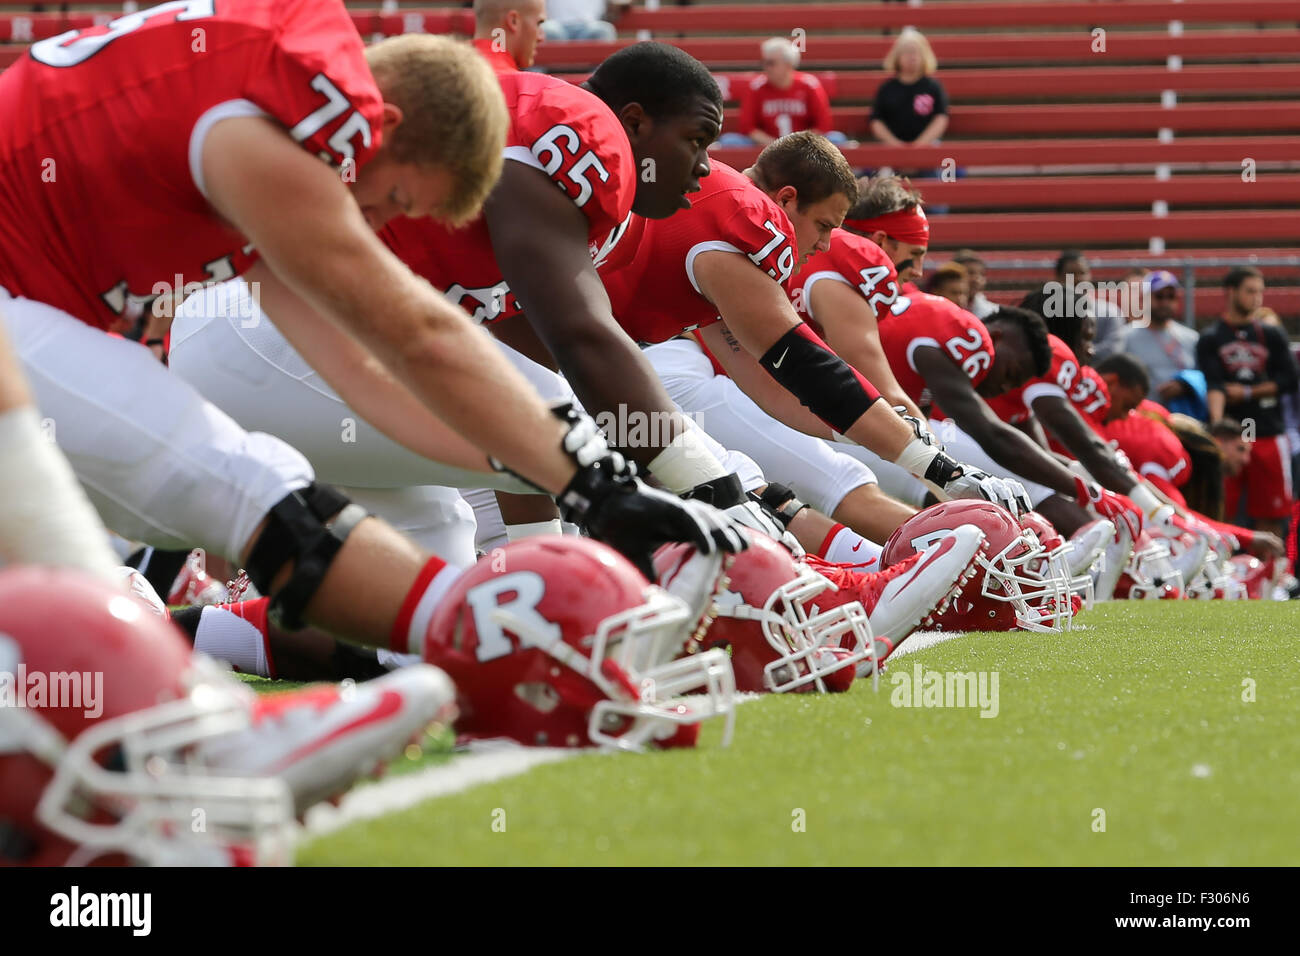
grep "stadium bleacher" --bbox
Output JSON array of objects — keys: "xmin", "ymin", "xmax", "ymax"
[{"xmin": 2, "ymin": 0, "xmax": 1296, "ymax": 326}]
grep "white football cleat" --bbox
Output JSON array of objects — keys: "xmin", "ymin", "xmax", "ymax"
[
  {"xmin": 1092, "ymin": 521, "xmax": 1133, "ymax": 601},
  {"xmin": 198, "ymin": 665, "xmax": 457, "ymax": 816},
  {"xmin": 1064, "ymin": 519, "xmax": 1114, "ymax": 579},
  {"xmin": 806, "ymin": 524, "xmax": 986, "ymax": 673}
]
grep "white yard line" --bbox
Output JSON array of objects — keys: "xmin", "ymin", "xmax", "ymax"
[
  {"xmin": 888, "ymin": 629, "xmax": 969, "ymax": 658},
  {"xmin": 299, "ymin": 744, "xmax": 580, "ymax": 841}
]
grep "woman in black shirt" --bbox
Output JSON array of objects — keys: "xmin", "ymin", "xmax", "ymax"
[{"xmin": 870, "ymin": 28, "xmax": 950, "ymax": 147}]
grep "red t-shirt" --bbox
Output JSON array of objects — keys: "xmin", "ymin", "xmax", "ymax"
[
  {"xmin": 791, "ymin": 228, "xmax": 903, "ymax": 330},
  {"xmin": 877, "ymin": 293, "xmax": 993, "ymax": 413},
  {"xmin": 601, "ymin": 161, "xmax": 797, "ymax": 345},
  {"xmin": 0, "ymin": 0, "xmax": 383, "ymax": 329},
  {"xmin": 380, "ymin": 71, "xmax": 636, "ymax": 325},
  {"xmin": 739, "ymin": 72, "xmax": 834, "ymax": 139}
]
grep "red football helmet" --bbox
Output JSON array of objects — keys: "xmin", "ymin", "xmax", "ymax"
[
  {"xmin": 424, "ymin": 537, "xmax": 736, "ymax": 750},
  {"xmin": 1114, "ymin": 531, "xmax": 1184, "ymax": 599},
  {"xmin": 659, "ymin": 531, "xmax": 873, "ymax": 694},
  {"xmin": 882, "ymin": 500, "xmax": 1070, "ymax": 632},
  {"xmin": 1018, "ymin": 511, "xmax": 1090, "ymax": 616},
  {"xmin": 0, "ymin": 567, "xmax": 293, "ymax": 867}
]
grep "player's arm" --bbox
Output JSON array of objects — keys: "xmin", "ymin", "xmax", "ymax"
[
  {"xmin": 1030, "ymin": 394, "xmax": 1137, "ymax": 492},
  {"xmin": 696, "ymin": 322, "xmax": 834, "ymax": 438},
  {"xmin": 1010, "ymin": 414, "xmax": 1051, "ymax": 450},
  {"xmin": 916, "ymin": 347, "xmax": 1078, "ymax": 495},
  {"xmin": 201, "ymin": 116, "xmax": 580, "ymax": 492},
  {"xmin": 693, "ymin": 250, "xmax": 1030, "ymax": 511},
  {"xmin": 810, "ymin": 278, "xmax": 925, "ymax": 419},
  {"xmin": 482, "ymin": 161, "xmax": 694, "ymax": 471},
  {"xmin": 693, "ymin": 248, "xmax": 912, "ymax": 459},
  {"xmin": 203, "ymin": 119, "xmax": 747, "ymax": 562}
]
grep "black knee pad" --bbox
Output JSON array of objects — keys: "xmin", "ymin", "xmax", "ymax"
[{"xmin": 245, "ymin": 484, "xmax": 368, "ymax": 631}]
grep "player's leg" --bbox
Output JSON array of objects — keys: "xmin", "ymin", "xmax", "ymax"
[
  {"xmin": 4, "ymin": 293, "xmax": 464, "ymax": 650},
  {"xmin": 0, "ymin": 305, "xmax": 122, "ymax": 580},
  {"xmin": 1244, "ymin": 434, "xmax": 1291, "ymax": 539},
  {"xmin": 648, "ymin": 338, "xmax": 912, "ymax": 542},
  {"xmin": 460, "ymin": 487, "xmax": 562, "ymax": 553},
  {"xmin": 340, "ymin": 484, "xmax": 478, "ymax": 569},
  {"xmin": 168, "ymin": 278, "xmax": 542, "ymax": 492}
]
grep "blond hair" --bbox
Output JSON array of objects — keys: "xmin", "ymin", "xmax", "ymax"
[
  {"xmin": 883, "ymin": 27, "xmax": 938, "ymax": 76},
  {"xmin": 366, "ymin": 35, "xmax": 508, "ymax": 226}
]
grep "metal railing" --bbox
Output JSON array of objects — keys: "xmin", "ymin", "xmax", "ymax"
[{"xmin": 980, "ymin": 255, "xmax": 1300, "ymax": 328}]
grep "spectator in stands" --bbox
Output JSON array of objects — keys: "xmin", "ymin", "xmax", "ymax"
[
  {"xmin": 1118, "ymin": 270, "xmax": 1201, "ymax": 410},
  {"xmin": 923, "ymin": 262, "xmax": 970, "ymax": 310},
  {"xmin": 717, "ymin": 38, "xmax": 843, "ymax": 147},
  {"xmin": 1048, "ymin": 250, "xmax": 1125, "ymax": 355},
  {"xmin": 1253, "ymin": 307, "xmax": 1300, "ymax": 500},
  {"xmin": 1197, "ymin": 267, "xmax": 1300, "ymax": 538},
  {"xmin": 869, "ymin": 28, "xmax": 948, "ymax": 149},
  {"xmin": 542, "ymin": 0, "xmax": 627, "ymax": 42},
  {"xmin": 472, "ymin": 0, "xmax": 547, "ymax": 71},
  {"xmin": 952, "ymin": 249, "xmax": 996, "ymax": 318},
  {"xmin": 1094, "ymin": 267, "xmax": 1145, "ymax": 360}
]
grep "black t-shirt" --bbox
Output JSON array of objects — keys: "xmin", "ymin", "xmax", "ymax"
[
  {"xmin": 1196, "ymin": 319, "xmax": 1300, "ymax": 438},
  {"xmin": 870, "ymin": 76, "xmax": 949, "ymax": 143}
]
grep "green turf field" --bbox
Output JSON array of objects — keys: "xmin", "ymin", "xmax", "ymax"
[{"xmin": 297, "ymin": 602, "xmax": 1299, "ymax": 866}]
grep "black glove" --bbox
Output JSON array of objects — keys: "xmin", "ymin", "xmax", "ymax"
[
  {"xmin": 684, "ymin": 474, "xmax": 785, "ymax": 543},
  {"xmin": 559, "ymin": 466, "xmax": 748, "ymax": 579}
]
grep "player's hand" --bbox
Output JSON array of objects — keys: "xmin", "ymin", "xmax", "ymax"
[
  {"xmin": 1250, "ymin": 532, "xmax": 1286, "ymax": 560},
  {"xmin": 1074, "ymin": 476, "xmax": 1142, "ymax": 542},
  {"xmin": 947, "ymin": 469, "xmax": 1032, "ymax": 515},
  {"xmin": 682, "ymin": 474, "xmax": 784, "ymax": 544},
  {"xmin": 895, "ymin": 406, "xmax": 943, "ymax": 448},
  {"xmin": 573, "ymin": 476, "xmax": 749, "ymax": 579},
  {"xmin": 553, "ymin": 402, "xmax": 633, "ymax": 476}
]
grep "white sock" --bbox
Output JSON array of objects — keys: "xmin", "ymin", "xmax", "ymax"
[
  {"xmin": 194, "ymin": 605, "xmax": 270, "ymax": 677},
  {"xmin": 821, "ymin": 524, "xmax": 882, "ymax": 569},
  {"xmin": 376, "ymin": 650, "xmax": 422, "ymax": 670},
  {"xmin": 506, "ymin": 519, "xmax": 563, "ymax": 542}
]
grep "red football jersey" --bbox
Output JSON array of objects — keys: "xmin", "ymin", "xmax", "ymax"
[
  {"xmin": 738, "ymin": 72, "xmax": 834, "ymax": 139},
  {"xmin": 791, "ymin": 228, "xmax": 903, "ymax": 330},
  {"xmin": 0, "ymin": 0, "xmax": 383, "ymax": 330},
  {"xmin": 380, "ymin": 71, "xmax": 635, "ymax": 325},
  {"xmin": 601, "ymin": 161, "xmax": 797, "ymax": 345},
  {"xmin": 986, "ymin": 335, "xmax": 1113, "ymax": 457},
  {"xmin": 1103, "ymin": 409, "xmax": 1191, "ymax": 493},
  {"xmin": 877, "ymin": 292, "xmax": 994, "ymax": 411}
]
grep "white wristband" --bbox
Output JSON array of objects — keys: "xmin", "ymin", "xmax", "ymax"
[
  {"xmin": 647, "ymin": 422, "xmax": 730, "ymax": 494},
  {"xmin": 1128, "ymin": 482, "xmax": 1162, "ymax": 518},
  {"xmin": 893, "ymin": 435, "xmax": 943, "ymax": 480},
  {"xmin": 0, "ymin": 406, "xmax": 123, "ymax": 585}
]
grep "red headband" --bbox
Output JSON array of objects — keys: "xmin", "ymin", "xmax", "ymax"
[{"xmin": 843, "ymin": 206, "xmax": 930, "ymax": 246}]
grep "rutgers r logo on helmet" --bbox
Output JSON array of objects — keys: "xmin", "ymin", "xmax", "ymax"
[{"xmin": 423, "ymin": 537, "xmax": 736, "ymax": 751}]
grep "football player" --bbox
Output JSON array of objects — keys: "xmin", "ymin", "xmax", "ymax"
[
  {"xmin": 601, "ymin": 133, "xmax": 1030, "ymax": 524},
  {"xmin": 869, "ymin": 290, "xmax": 1143, "ymax": 541},
  {"xmin": 171, "ymin": 42, "xmax": 783, "ymax": 552},
  {"xmin": 1, "ymin": 6, "xmax": 743, "ymax": 656}
]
